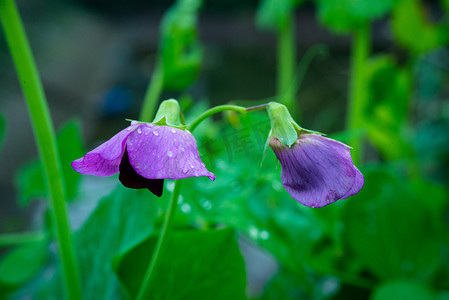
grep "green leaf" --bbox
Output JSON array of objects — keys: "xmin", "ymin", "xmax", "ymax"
[
  {"xmin": 371, "ymin": 281, "xmax": 437, "ymax": 300},
  {"xmin": 315, "ymin": 0, "xmax": 396, "ymax": 33},
  {"xmin": 392, "ymin": 0, "xmax": 449, "ymax": 54},
  {"xmin": 75, "ymin": 185, "xmax": 162, "ymax": 300},
  {"xmin": 363, "ymin": 55, "xmax": 414, "ymax": 160},
  {"xmin": 113, "ymin": 228, "xmax": 246, "ymax": 300},
  {"xmin": 256, "ymin": 0, "xmax": 304, "ymax": 31},
  {"xmin": 0, "ymin": 241, "xmax": 48, "ymax": 288},
  {"xmin": 14, "ymin": 119, "xmax": 85, "ymax": 205},
  {"xmin": 160, "ymin": 0, "xmax": 202, "ymax": 91},
  {"xmin": 343, "ymin": 166, "xmax": 446, "ymax": 281}
]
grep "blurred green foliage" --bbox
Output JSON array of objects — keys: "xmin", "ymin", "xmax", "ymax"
[
  {"xmin": 392, "ymin": 0, "xmax": 449, "ymax": 54},
  {"xmin": 160, "ymin": 0, "xmax": 202, "ymax": 91},
  {"xmin": 14, "ymin": 120, "xmax": 85, "ymax": 205},
  {"xmin": 315, "ymin": 0, "xmax": 396, "ymax": 33}
]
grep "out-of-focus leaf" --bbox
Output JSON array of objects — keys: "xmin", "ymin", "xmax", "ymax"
[
  {"xmin": 343, "ymin": 166, "xmax": 447, "ymax": 281},
  {"xmin": 315, "ymin": 0, "xmax": 396, "ymax": 33},
  {"xmin": 363, "ymin": 55, "xmax": 414, "ymax": 160},
  {"xmin": 392, "ymin": 0, "xmax": 449, "ymax": 54},
  {"xmin": 0, "ymin": 241, "xmax": 48, "ymax": 290},
  {"xmin": 113, "ymin": 228, "xmax": 246, "ymax": 300},
  {"xmin": 160, "ymin": 0, "xmax": 202, "ymax": 91},
  {"xmin": 15, "ymin": 120, "xmax": 85, "ymax": 205},
  {"xmin": 371, "ymin": 280, "xmax": 437, "ymax": 300},
  {"xmin": 57, "ymin": 120, "xmax": 85, "ymax": 199},
  {"xmin": 256, "ymin": 0, "xmax": 304, "ymax": 31},
  {"xmin": 75, "ymin": 185, "xmax": 162, "ymax": 300}
]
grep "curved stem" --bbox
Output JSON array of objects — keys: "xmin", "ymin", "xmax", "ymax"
[
  {"xmin": 188, "ymin": 104, "xmax": 246, "ymax": 132},
  {"xmin": 0, "ymin": 1, "xmax": 81, "ymax": 299},
  {"xmin": 139, "ymin": 60, "xmax": 164, "ymax": 122},
  {"xmin": 135, "ymin": 180, "xmax": 183, "ymax": 300}
]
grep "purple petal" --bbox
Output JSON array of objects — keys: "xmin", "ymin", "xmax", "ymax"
[
  {"xmin": 270, "ymin": 134, "xmax": 364, "ymax": 208},
  {"xmin": 125, "ymin": 124, "xmax": 216, "ymax": 180},
  {"xmin": 72, "ymin": 123, "xmax": 138, "ymax": 176}
]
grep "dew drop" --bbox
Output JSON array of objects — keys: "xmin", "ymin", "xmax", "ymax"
[
  {"xmin": 200, "ymin": 162, "xmax": 205, "ymax": 167},
  {"xmin": 190, "ymin": 164, "xmax": 195, "ymax": 169},
  {"xmin": 131, "ymin": 121, "xmax": 138, "ymax": 126},
  {"xmin": 153, "ymin": 131, "xmax": 159, "ymax": 136},
  {"xmin": 171, "ymin": 129, "xmax": 176, "ymax": 134},
  {"xmin": 260, "ymin": 230, "xmax": 270, "ymax": 240},
  {"xmin": 137, "ymin": 128, "xmax": 142, "ymax": 134},
  {"xmin": 167, "ymin": 151, "xmax": 173, "ymax": 157},
  {"xmin": 181, "ymin": 203, "xmax": 191, "ymax": 213}
]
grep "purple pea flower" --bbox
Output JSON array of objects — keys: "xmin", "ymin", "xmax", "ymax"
[
  {"xmin": 72, "ymin": 121, "xmax": 215, "ymax": 197},
  {"xmin": 266, "ymin": 102, "xmax": 363, "ymax": 208},
  {"xmin": 269, "ymin": 133, "xmax": 364, "ymax": 208}
]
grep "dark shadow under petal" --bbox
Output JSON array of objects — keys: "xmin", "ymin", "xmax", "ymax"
[{"xmin": 119, "ymin": 147, "xmax": 164, "ymax": 197}]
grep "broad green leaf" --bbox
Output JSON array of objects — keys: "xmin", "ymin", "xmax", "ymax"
[
  {"xmin": 343, "ymin": 166, "xmax": 446, "ymax": 281},
  {"xmin": 15, "ymin": 120, "xmax": 85, "ymax": 205},
  {"xmin": 363, "ymin": 55, "xmax": 414, "ymax": 160},
  {"xmin": 256, "ymin": 0, "xmax": 304, "ymax": 31},
  {"xmin": 315, "ymin": 0, "xmax": 396, "ymax": 33},
  {"xmin": 392, "ymin": 0, "xmax": 449, "ymax": 54},
  {"xmin": 160, "ymin": 0, "xmax": 202, "ymax": 91},
  {"xmin": 75, "ymin": 185, "xmax": 162, "ymax": 300},
  {"xmin": 113, "ymin": 227, "xmax": 246, "ymax": 300},
  {"xmin": 0, "ymin": 241, "xmax": 48, "ymax": 288},
  {"xmin": 371, "ymin": 281, "xmax": 437, "ymax": 300}
]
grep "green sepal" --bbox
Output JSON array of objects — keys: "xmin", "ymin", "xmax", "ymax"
[
  {"xmin": 152, "ymin": 99, "xmax": 186, "ymax": 128},
  {"xmin": 266, "ymin": 102, "xmax": 323, "ymax": 147}
]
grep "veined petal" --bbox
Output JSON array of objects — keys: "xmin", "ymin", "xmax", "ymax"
[
  {"xmin": 126, "ymin": 124, "xmax": 216, "ymax": 180},
  {"xmin": 270, "ymin": 134, "xmax": 364, "ymax": 207},
  {"xmin": 72, "ymin": 123, "xmax": 138, "ymax": 176}
]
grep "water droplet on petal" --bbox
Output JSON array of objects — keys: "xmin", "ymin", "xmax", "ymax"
[
  {"xmin": 153, "ymin": 131, "xmax": 159, "ymax": 136},
  {"xmin": 167, "ymin": 151, "xmax": 173, "ymax": 157},
  {"xmin": 190, "ymin": 165, "xmax": 195, "ymax": 169},
  {"xmin": 137, "ymin": 128, "xmax": 142, "ymax": 134},
  {"xmin": 311, "ymin": 204, "xmax": 316, "ymax": 208},
  {"xmin": 171, "ymin": 129, "xmax": 176, "ymax": 133},
  {"xmin": 131, "ymin": 121, "xmax": 138, "ymax": 126},
  {"xmin": 201, "ymin": 162, "xmax": 205, "ymax": 167}
]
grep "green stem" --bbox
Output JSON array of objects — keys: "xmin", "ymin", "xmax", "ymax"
[
  {"xmin": 277, "ymin": 11, "xmax": 297, "ymax": 117},
  {"xmin": 0, "ymin": 232, "xmax": 46, "ymax": 247},
  {"xmin": 135, "ymin": 103, "xmax": 251, "ymax": 299},
  {"xmin": 135, "ymin": 180, "xmax": 183, "ymax": 300},
  {"xmin": 188, "ymin": 104, "xmax": 246, "ymax": 132},
  {"xmin": 139, "ymin": 60, "xmax": 164, "ymax": 122},
  {"xmin": 346, "ymin": 23, "xmax": 370, "ymax": 166},
  {"xmin": 0, "ymin": 1, "xmax": 81, "ymax": 299}
]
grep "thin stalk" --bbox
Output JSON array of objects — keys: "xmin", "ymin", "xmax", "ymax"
[
  {"xmin": 139, "ymin": 60, "xmax": 164, "ymax": 122},
  {"xmin": 277, "ymin": 11, "xmax": 297, "ymax": 118},
  {"xmin": 188, "ymin": 104, "xmax": 246, "ymax": 132},
  {"xmin": 0, "ymin": 1, "xmax": 81, "ymax": 299},
  {"xmin": 135, "ymin": 180, "xmax": 183, "ymax": 300},
  {"xmin": 346, "ymin": 23, "xmax": 371, "ymax": 166},
  {"xmin": 0, "ymin": 232, "xmax": 46, "ymax": 247}
]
